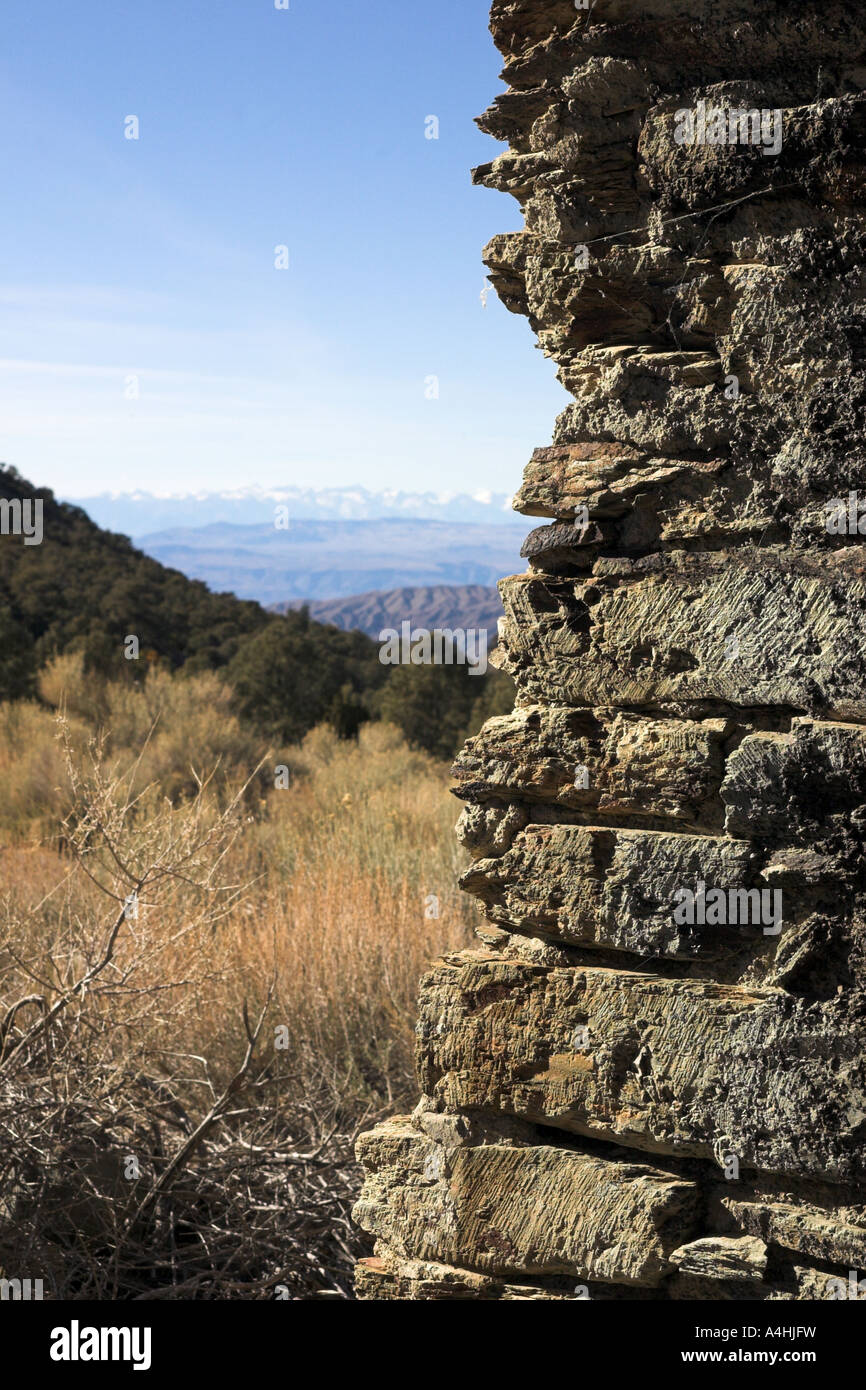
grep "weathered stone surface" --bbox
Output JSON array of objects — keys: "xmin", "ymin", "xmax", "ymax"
[
  {"xmin": 354, "ymin": 1117, "xmax": 698, "ymax": 1286},
  {"xmin": 355, "ymin": 1251, "xmax": 642, "ymax": 1301},
  {"xmin": 416, "ymin": 952, "xmax": 866, "ymax": 1183},
  {"xmin": 722, "ymin": 719, "xmax": 866, "ymax": 842},
  {"xmin": 496, "ymin": 552, "xmax": 866, "ymax": 718},
  {"xmin": 453, "ymin": 705, "xmax": 730, "ymax": 828},
  {"xmin": 513, "ymin": 443, "xmax": 718, "ymax": 521},
  {"xmin": 354, "ymin": 0, "xmax": 866, "ymax": 1301},
  {"xmin": 767, "ymin": 1265, "xmax": 866, "ymax": 1301},
  {"xmin": 710, "ymin": 1180, "xmax": 866, "ymax": 1270},
  {"xmin": 667, "ymin": 1235, "xmax": 771, "ymax": 1299},
  {"xmin": 459, "ymin": 824, "xmax": 765, "ymax": 958},
  {"xmin": 670, "ymin": 1234, "xmax": 768, "ymax": 1284}
]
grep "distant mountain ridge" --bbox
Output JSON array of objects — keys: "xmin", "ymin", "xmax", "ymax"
[
  {"xmin": 68, "ymin": 485, "xmax": 521, "ymax": 536},
  {"xmin": 134, "ymin": 518, "xmax": 526, "ymax": 607},
  {"xmin": 271, "ymin": 584, "xmax": 504, "ymax": 642}
]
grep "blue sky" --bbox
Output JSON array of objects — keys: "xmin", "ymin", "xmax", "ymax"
[{"xmin": 0, "ymin": 0, "xmax": 566, "ymax": 499}]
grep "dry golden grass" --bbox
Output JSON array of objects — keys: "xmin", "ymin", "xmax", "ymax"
[
  {"xmin": 0, "ymin": 678, "xmax": 473, "ymax": 1108},
  {"xmin": 0, "ymin": 668, "xmax": 475, "ymax": 1296}
]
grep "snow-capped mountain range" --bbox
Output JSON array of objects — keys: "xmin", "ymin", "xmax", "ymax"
[{"xmin": 67, "ymin": 485, "xmax": 521, "ymax": 537}]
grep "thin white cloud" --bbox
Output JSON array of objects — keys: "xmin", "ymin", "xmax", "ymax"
[{"xmin": 0, "ymin": 357, "xmax": 289, "ymax": 390}]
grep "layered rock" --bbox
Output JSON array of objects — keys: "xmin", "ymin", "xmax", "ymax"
[{"xmin": 354, "ymin": 0, "xmax": 866, "ymax": 1299}]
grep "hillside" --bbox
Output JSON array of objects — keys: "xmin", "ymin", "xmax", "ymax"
[
  {"xmin": 0, "ymin": 465, "xmax": 512, "ymax": 752},
  {"xmin": 0, "ymin": 465, "xmax": 266, "ymax": 690},
  {"xmin": 0, "ymin": 465, "xmax": 379, "ymax": 728},
  {"xmin": 271, "ymin": 584, "xmax": 503, "ymax": 642}
]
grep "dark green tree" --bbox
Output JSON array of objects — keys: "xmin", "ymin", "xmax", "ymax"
[
  {"xmin": 226, "ymin": 613, "xmax": 383, "ymax": 744},
  {"xmin": 375, "ymin": 662, "xmax": 513, "ymax": 761},
  {"xmin": 0, "ymin": 608, "xmax": 36, "ymax": 701}
]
